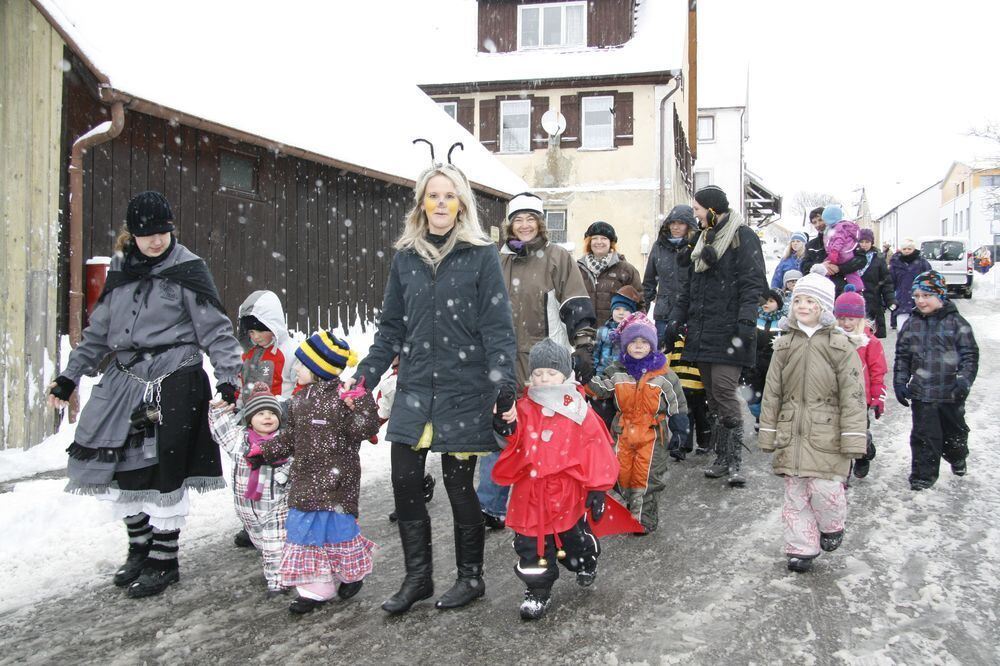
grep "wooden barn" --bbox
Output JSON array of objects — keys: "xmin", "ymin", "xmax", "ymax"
[{"xmin": 0, "ymin": 0, "xmax": 527, "ymax": 450}]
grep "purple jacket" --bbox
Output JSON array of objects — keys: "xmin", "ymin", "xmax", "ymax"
[{"xmin": 889, "ymin": 250, "xmax": 933, "ymax": 314}]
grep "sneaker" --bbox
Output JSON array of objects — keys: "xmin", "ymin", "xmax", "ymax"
[
  {"xmin": 576, "ymin": 567, "xmax": 597, "ymax": 588},
  {"xmin": 853, "ymin": 459, "xmax": 871, "ymax": 479},
  {"xmin": 786, "ymin": 556, "xmax": 815, "ymax": 573},
  {"xmin": 820, "ymin": 530, "xmax": 844, "ymax": 552},
  {"xmin": 233, "ymin": 529, "xmax": 254, "ymax": 548},
  {"xmin": 482, "ymin": 512, "xmax": 505, "ymax": 531},
  {"xmin": 337, "ymin": 580, "xmax": 364, "ymax": 600},
  {"xmin": 289, "ymin": 596, "xmax": 326, "ymax": 615},
  {"xmin": 126, "ymin": 566, "xmax": 180, "ymax": 598},
  {"xmin": 519, "ymin": 591, "xmax": 551, "ymax": 621},
  {"xmin": 951, "ymin": 459, "xmax": 967, "ymax": 477}
]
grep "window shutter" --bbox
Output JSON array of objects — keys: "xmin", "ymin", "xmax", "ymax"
[
  {"xmin": 479, "ymin": 98, "xmax": 499, "ymax": 152},
  {"xmin": 614, "ymin": 91, "xmax": 633, "ymax": 147},
  {"xmin": 560, "ymin": 94, "xmax": 580, "ymax": 148},
  {"xmin": 457, "ymin": 99, "xmax": 475, "ymax": 134},
  {"xmin": 530, "ymin": 95, "xmax": 550, "ymax": 149}
]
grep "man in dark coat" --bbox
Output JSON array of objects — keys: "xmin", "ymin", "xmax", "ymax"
[
  {"xmin": 857, "ymin": 229, "xmax": 897, "ymax": 338},
  {"xmin": 669, "ymin": 186, "xmax": 767, "ymax": 487},
  {"xmin": 800, "ymin": 206, "xmax": 868, "ymax": 295}
]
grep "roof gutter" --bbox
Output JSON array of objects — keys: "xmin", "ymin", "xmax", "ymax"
[{"xmin": 657, "ymin": 73, "xmax": 684, "ymax": 218}]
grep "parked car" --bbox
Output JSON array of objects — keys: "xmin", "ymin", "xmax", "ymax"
[{"xmin": 919, "ymin": 237, "xmax": 973, "ymax": 298}]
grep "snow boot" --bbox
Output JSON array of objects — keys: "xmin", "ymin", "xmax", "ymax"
[
  {"xmin": 576, "ymin": 562, "xmax": 598, "ymax": 588},
  {"xmin": 436, "ymin": 522, "xmax": 486, "ymax": 609},
  {"xmin": 786, "ymin": 555, "xmax": 816, "ymax": 573},
  {"xmin": 854, "ymin": 433, "xmax": 876, "ymax": 478},
  {"xmin": 482, "ymin": 511, "xmax": 505, "ymax": 530},
  {"xmin": 703, "ymin": 422, "xmax": 729, "ymax": 479},
  {"xmin": 382, "ymin": 519, "xmax": 434, "ymax": 614},
  {"xmin": 910, "ymin": 479, "xmax": 934, "ymax": 491},
  {"xmin": 233, "ymin": 528, "xmax": 254, "ymax": 548},
  {"xmin": 820, "ymin": 530, "xmax": 844, "ymax": 553},
  {"xmin": 727, "ymin": 426, "xmax": 747, "ymax": 487},
  {"xmin": 113, "ymin": 545, "xmax": 150, "ymax": 587},
  {"xmin": 951, "ymin": 458, "xmax": 967, "ymax": 477},
  {"xmin": 289, "ymin": 596, "xmax": 326, "ymax": 615},
  {"xmin": 337, "ymin": 579, "xmax": 364, "ymax": 600},
  {"xmin": 126, "ymin": 564, "xmax": 180, "ymax": 598},
  {"xmin": 519, "ymin": 589, "xmax": 552, "ymax": 621}
]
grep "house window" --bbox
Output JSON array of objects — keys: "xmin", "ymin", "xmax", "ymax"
[
  {"xmin": 697, "ymin": 115, "xmax": 715, "ymax": 142},
  {"xmin": 500, "ymin": 99, "xmax": 531, "ymax": 153},
  {"xmin": 220, "ymin": 151, "xmax": 257, "ymax": 194},
  {"xmin": 993, "ymin": 203, "xmax": 1000, "ymax": 221},
  {"xmin": 581, "ymin": 96, "xmax": 614, "ymax": 149},
  {"xmin": 982, "ymin": 175, "xmax": 1000, "ymax": 187},
  {"xmin": 546, "ymin": 209, "xmax": 567, "ymax": 243},
  {"xmin": 438, "ymin": 102, "xmax": 457, "ymax": 120},
  {"xmin": 518, "ymin": 2, "xmax": 586, "ymax": 50},
  {"xmin": 694, "ymin": 170, "xmax": 712, "ymax": 191},
  {"xmin": 941, "ymin": 218, "xmax": 948, "ymax": 235}
]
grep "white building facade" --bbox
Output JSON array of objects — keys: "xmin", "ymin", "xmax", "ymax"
[{"xmin": 874, "ymin": 181, "xmax": 942, "ymax": 250}]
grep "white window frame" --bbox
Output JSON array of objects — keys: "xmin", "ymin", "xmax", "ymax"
[
  {"xmin": 517, "ymin": 1, "xmax": 587, "ymax": 50},
  {"xmin": 581, "ymin": 95, "xmax": 614, "ymax": 150},
  {"xmin": 438, "ymin": 102, "xmax": 457, "ymax": 120},
  {"xmin": 545, "ymin": 209, "xmax": 567, "ymax": 243},
  {"xmin": 500, "ymin": 99, "xmax": 531, "ymax": 153},
  {"xmin": 697, "ymin": 115, "xmax": 716, "ymax": 142},
  {"xmin": 694, "ymin": 169, "xmax": 713, "ymax": 192}
]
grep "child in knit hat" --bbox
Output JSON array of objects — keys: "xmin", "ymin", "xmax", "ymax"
[
  {"xmin": 491, "ymin": 338, "xmax": 619, "ymax": 620},
  {"xmin": 208, "ymin": 382, "xmax": 291, "ymax": 595},
  {"xmin": 758, "ymin": 272, "xmax": 868, "ymax": 573},
  {"xmin": 248, "ymin": 331, "xmax": 382, "ymax": 614},
  {"xmin": 742, "ymin": 289, "xmax": 784, "ymax": 430},
  {"xmin": 893, "ymin": 271, "xmax": 979, "ymax": 491},
  {"xmin": 591, "ymin": 286, "xmax": 644, "ymax": 430},
  {"xmin": 589, "ymin": 312, "xmax": 689, "ymax": 533},
  {"xmin": 834, "ymin": 285, "xmax": 887, "ymax": 479},
  {"xmin": 780, "ymin": 270, "xmax": 802, "ymax": 317}
]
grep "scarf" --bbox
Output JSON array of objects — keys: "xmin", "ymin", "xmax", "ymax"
[
  {"xmin": 244, "ymin": 429, "xmax": 282, "ymax": 501},
  {"xmin": 526, "ymin": 383, "xmax": 589, "ymax": 425},
  {"xmin": 620, "ymin": 350, "xmax": 667, "ymax": 380},
  {"xmin": 582, "ymin": 252, "xmax": 615, "ymax": 278},
  {"xmin": 859, "ymin": 250, "xmax": 876, "ymax": 277},
  {"xmin": 690, "ymin": 211, "xmax": 744, "ymax": 273}
]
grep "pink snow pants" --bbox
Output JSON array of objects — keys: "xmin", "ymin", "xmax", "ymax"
[{"xmin": 781, "ymin": 477, "xmax": 847, "ymax": 557}]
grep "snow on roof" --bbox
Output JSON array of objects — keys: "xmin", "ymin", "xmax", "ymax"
[
  {"xmin": 415, "ymin": 0, "xmax": 684, "ymax": 86},
  {"xmin": 37, "ymin": 0, "xmax": 529, "ymax": 198}
]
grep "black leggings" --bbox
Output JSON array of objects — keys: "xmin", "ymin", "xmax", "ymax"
[{"xmin": 391, "ymin": 443, "xmax": 481, "ymax": 524}]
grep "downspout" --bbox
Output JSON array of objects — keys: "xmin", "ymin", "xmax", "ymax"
[
  {"xmin": 68, "ymin": 100, "xmax": 125, "ymax": 349},
  {"xmin": 657, "ymin": 74, "xmax": 684, "ymax": 218},
  {"xmin": 739, "ymin": 105, "xmax": 746, "ymax": 222}
]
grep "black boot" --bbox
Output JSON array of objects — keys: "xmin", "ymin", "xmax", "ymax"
[
  {"xmin": 820, "ymin": 530, "xmax": 844, "ymax": 552},
  {"xmin": 382, "ymin": 519, "xmax": 434, "ymax": 614},
  {"xmin": 337, "ymin": 579, "xmax": 364, "ymax": 600},
  {"xmin": 787, "ymin": 555, "xmax": 816, "ymax": 573},
  {"xmin": 126, "ymin": 563, "xmax": 180, "ymax": 598},
  {"xmin": 704, "ymin": 422, "xmax": 729, "ymax": 478},
  {"xmin": 519, "ymin": 589, "xmax": 552, "ymax": 620},
  {"xmin": 435, "ymin": 522, "xmax": 486, "ymax": 609},
  {"xmin": 113, "ymin": 544, "xmax": 150, "ymax": 587},
  {"xmin": 727, "ymin": 426, "xmax": 746, "ymax": 487},
  {"xmin": 233, "ymin": 529, "xmax": 254, "ymax": 548}
]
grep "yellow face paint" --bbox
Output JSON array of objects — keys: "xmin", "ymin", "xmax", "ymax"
[{"xmin": 423, "ymin": 197, "xmax": 460, "ymax": 221}]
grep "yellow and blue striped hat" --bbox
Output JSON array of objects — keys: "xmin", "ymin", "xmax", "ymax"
[{"xmin": 295, "ymin": 331, "xmax": 358, "ymax": 381}]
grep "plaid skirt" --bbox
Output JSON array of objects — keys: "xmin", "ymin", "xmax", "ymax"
[{"xmin": 278, "ymin": 534, "xmax": 376, "ymax": 586}]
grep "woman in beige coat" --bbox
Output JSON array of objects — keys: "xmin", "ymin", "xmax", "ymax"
[{"xmin": 758, "ymin": 270, "xmax": 868, "ymax": 573}]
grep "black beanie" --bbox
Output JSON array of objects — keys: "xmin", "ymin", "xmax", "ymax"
[
  {"xmin": 694, "ymin": 185, "xmax": 730, "ymax": 214},
  {"xmin": 585, "ymin": 221, "xmax": 617, "ymax": 243},
  {"xmin": 240, "ymin": 315, "xmax": 271, "ymax": 334},
  {"xmin": 126, "ymin": 191, "xmax": 175, "ymax": 237},
  {"xmin": 665, "ymin": 204, "xmax": 697, "ymax": 229}
]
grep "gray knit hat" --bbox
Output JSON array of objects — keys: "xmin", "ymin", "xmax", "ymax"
[
  {"xmin": 243, "ymin": 382, "xmax": 282, "ymax": 426},
  {"xmin": 529, "ymin": 338, "xmax": 573, "ymax": 378},
  {"xmin": 791, "ymin": 267, "xmax": 836, "ymax": 313}
]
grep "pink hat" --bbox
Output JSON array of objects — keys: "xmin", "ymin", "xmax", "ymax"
[
  {"xmin": 616, "ymin": 312, "xmax": 658, "ymax": 350},
  {"xmin": 833, "ymin": 284, "xmax": 866, "ymax": 318}
]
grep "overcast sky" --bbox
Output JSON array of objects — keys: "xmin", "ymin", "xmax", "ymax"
[{"xmin": 697, "ymin": 0, "xmax": 1000, "ymax": 225}]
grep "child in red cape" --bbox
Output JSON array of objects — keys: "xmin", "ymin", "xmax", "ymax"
[{"xmin": 492, "ymin": 338, "xmax": 619, "ymax": 621}]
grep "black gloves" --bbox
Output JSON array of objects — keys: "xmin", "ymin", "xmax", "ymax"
[
  {"xmin": 572, "ymin": 346, "xmax": 595, "ymax": 384},
  {"xmin": 49, "ymin": 376, "xmax": 76, "ymax": 401},
  {"xmin": 217, "ymin": 382, "xmax": 238, "ymax": 406},
  {"xmin": 668, "ymin": 413, "xmax": 690, "ymax": 452},
  {"xmin": 894, "ymin": 383, "xmax": 911, "ymax": 407},
  {"xmin": 493, "ymin": 385, "xmax": 517, "ymax": 437},
  {"xmin": 586, "ymin": 490, "xmax": 606, "ymax": 523},
  {"xmin": 736, "ymin": 319, "xmax": 756, "ymax": 351},
  {"xmin": 954, "ymin": 376, "xmax": 971, "ymax": 400}
]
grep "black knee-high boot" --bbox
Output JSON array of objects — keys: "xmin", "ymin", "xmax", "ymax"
[
  {"xmin": 435, "ymin": 521, "xmax": 486, "ymax": 609},
  {"xmin": 382, "ymin": 519, "xmax": 434, "ymax": 614}
]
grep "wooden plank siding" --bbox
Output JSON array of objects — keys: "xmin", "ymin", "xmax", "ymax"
[
  {"xmin": 0, "ymin": 0, "xmax": 64, "ymax": 449},
  {"xmin": 478, "ymin": 0, "xmax": 634, "ymax": 53},
  {"xmin": 60, "ymin": 69, "xmax": 510, "ymax": 339}
]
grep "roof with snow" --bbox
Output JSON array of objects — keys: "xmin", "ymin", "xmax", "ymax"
[
  {"xmin": 417, "ymin": 0, "xmax": 684, "ymax": 87},
  {"xmin": 33, "ymin": 0, "xmax": 529, "ymax": 198}
]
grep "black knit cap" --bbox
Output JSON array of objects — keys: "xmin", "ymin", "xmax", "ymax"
[
  {"xmin": 694, "ymin": 185, "xmax": 730, "ymax": 214},
  {"xmin": 665, "ymin": 204, "xmax": 697, "ymax": 229},
  {"xmin": 585, "ymin": 221, "xmax": 617, "ymax": 243},
  {"xmin": 126, "ymin": 191, "xmax": 175, "ymax": 237}
]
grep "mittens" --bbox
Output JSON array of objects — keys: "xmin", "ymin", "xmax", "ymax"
[{"xmin": 585, "ymin": 490, "xmax": 606, "ymax": 523}]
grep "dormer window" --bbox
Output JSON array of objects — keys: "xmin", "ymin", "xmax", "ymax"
[{"xmin": 518, "ymin": 2, "xmax": 586, "ymax": 50}]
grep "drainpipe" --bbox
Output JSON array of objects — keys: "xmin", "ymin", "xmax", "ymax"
[
  {"xmin": 68, "ymin": 100, "xmax": 125, "ymax": 349},
  {"xmin": 657, "ymin": 74, "xmax": 684, "ymax": 219}
]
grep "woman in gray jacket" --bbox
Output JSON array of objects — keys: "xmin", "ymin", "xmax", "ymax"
[{"xmin": 48, "ymin": 191, "xmax": 243, "ymax": 599}]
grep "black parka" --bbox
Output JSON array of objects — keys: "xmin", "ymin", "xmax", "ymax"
[
  {"xmin": 642, "ymin": 234, "xmax": 692, "ymax": 321},
  {"xmin": 357, "ymin": 241, "xmax": 517, "ymax": 453},
  {"xmin": 859, "ymin": 249, "xmax": 896, "ymax": 338},
  {"xmin": 671, "ymin": 215, "xmax": 767, "ymax": 367}
]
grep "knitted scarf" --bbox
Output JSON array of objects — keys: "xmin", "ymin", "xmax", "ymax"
[
  {"xmin": 582, "ymin": 252, "xmax": 616, "ymax": 278},
  {"xmin": 245, "ymin": 429, "xmax": 281, "ymax": 501},
  {"xmin": 690, "ymin": 210, "xmax": 744, "ymax": 273},
  {"xmin": 620, "ymin": 350, "xmax": 667, "ymax": 380}
]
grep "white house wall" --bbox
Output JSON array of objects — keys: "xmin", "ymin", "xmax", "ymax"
[{"xmin": 694, "ymin": 107, "xmax": 744, "ymax": 216}]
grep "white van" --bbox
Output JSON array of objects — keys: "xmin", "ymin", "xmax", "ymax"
[{"xmin": 919, "ymin": 237, "xmax": 973, "ymax": 299}]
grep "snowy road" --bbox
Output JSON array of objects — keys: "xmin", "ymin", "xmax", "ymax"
[{"xmin": 1, "ymin": 300, "xmax": 998, "ymax": 665}]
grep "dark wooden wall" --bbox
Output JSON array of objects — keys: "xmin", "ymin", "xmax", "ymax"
[
  {"xmin": 61, "ymin": 68, "xmax": 508, "ymax": 334},
  {"xmin": 478, "ymin": 0, "xmax": 634, "ymax": 53}
]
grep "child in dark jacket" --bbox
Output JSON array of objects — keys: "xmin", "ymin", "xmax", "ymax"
[
  {"xmin": 492, "ymin": 339, "xmax": 619, "ymax": 621},
  {"xmin": 250, "ymin": 331, "xmax": 381, "ymax": 614},
  {"xmin": 893, "ymin": 271, "xmax": 979, "ymax": 491},
  {"xmin": 743, "ymin": 289, "xmax": 783, "ymax": 428},
  {"xmin": 592, "ymin": 286, "xmax": 643, "ymax": 429}
]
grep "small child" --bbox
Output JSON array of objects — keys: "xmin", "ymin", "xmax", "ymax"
[
  {"xmin": 237, "ymin": 290, "xmax": 299, "ymax": 400},
  {"xmin": 591, "ymin": 286, "xmax": 643, "ymax": 429},
  {"xmin": 820, "ymin": 207, "xmax": 864, "ymax": 293},
  {"xmin": 589, "ymin": 312, "xmax": 689, "ymax": 533},
  {"xmin": 249, "ymin": 331, "xmax": 381, "ymax": 614},
  {"xmin": 758, "ymin": 272, "xmax": 868, "ymax": 573},
  {"xmin": 834, "ymin": 285, "xmax": 887, "ymax": 479},
  {"xmin": 667, "ymin": 335, "xmax": 711, "ymax": 457},
  {"xmin": 208, "ymin": 383, "xmax": 291, "ymax": 595},
  {"xmin": 743, "ymin": 289, "xmax": 784, "ymax": 429},
  {"xmin": 780, "ymin": 270, "xmax": 802, "ymax": 318},
  {"xmin": 491, "ymin": 339, "xmax": 619, "ymax": 621},
  {"xmin": 893, "ymin": 271, "xmax": 979, "ymax": 491}
]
